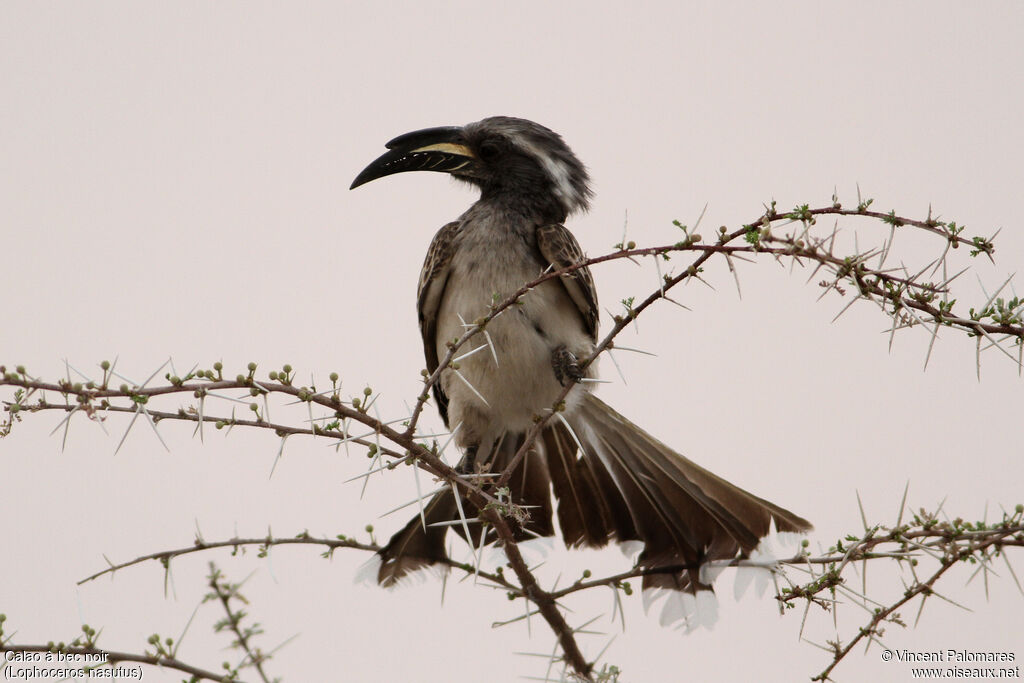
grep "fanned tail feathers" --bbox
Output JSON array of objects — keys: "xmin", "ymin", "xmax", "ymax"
[{"xmin": 374, "ymin": 393, "xmax": 811, "ymax": 629}]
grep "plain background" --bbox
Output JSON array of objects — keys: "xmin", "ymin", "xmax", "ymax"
[{"xmin": 2, "ymin": 3, "xmax": 1022, "ymax": 681}]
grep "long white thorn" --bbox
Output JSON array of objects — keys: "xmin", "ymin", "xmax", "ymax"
[
  {"xmin": 653, "ymin": 254, "xmax": 665, "ymax": 298},
  {"xmin": 611, "ymin": 345, "xmax": 657, "ymax": 357},
  {"xmin": 326, "ymin": 428, "xmax": 377, "ymax": 448},
  {"xmin": 436, "ymin": 422, "xmax": 461, "ymax": 466},
  {"xmin": 483, "ymin": 330, "xmax": 499, "ymax": 367},
  {"xmin": 380, "ymin": 486, "xmax": 445, "ymax": 518},
  {"xmin": 428, "ymin": 518, "xmax": 482, "ymax": 527},
  {"xmin": 270, "ymin": 435, "xmax": 288, "ymax": 478},
  {"xmin": 453, "ymin": 344, "xmax": 489, "ymax": 363},
  {"xmin": 453, "ymin": 369, "xmax": 489, "ymax": 407},
  {"xmin": 344, "ymin": 454, "xmax": 413, "ymax": 482},
  {"xmin": 555, "ymin": 413, "xmax": 586, "ymax": 457},
  {"xmin": 139, "ymin": 404, "xmax": 171, "ymax": 452},
  {"xmin": 115, "ymin": 406, "xmax": 143, "ymax": 454},
  {"xmin": 887, "ymin": 306, "xmax": 899, "ymax": 352},
  {"xmin": 413, "ymin": 458, "xmax": 427, "ymax": 532},
  {"xmin": 64, "ymin": 361, "xmax": 95, "ymax": 385},
  {"xmin": 450, "ymin": 482, "xmax": 480, "ymax": 574},
  {"xmin": 49, "ymin": 405, "xmax": 80, "ymax": 438},
  {"xmin": 605, "ymin": 349, "xmax": 627, "ymax": 385},
  {"xmin": 831, "ymin": 294, "xmax": 861, "ymax": 324},
  {"xmin": 693, "ymin": 202, "xmax": 708, "ymax": 232},
  {"xmin": 204, "ymin": 391, "xmax": 251, "ymax": 405},
  {"xmin": 725, "ymin": 253, "xmax": 742, "ymax": 299},
  {"xmin": 193, "ymin": 395, "xmax": 205, "ymax": 443},
  {"xmin": 140, "ymin": 358, "xmax": 171, "ymax": 389}
]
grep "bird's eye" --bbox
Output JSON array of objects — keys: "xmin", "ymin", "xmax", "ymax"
[{"xmin": 478, "ymin": 141, "xmax": 500, "ymax": 161}]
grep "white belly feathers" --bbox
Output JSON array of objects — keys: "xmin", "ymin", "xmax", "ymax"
[{"xmin": 435, "ymin": 227, "xmax": 594, "ymax": 437}]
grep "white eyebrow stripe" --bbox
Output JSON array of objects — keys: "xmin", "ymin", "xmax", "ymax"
[{"xmin": 518, "ymin": 138, "xmax": 581, "ymax": 214}]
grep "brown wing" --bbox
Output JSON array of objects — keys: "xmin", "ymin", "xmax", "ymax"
[
  {"xmin": 417, "ymin": 221, "xmax": 462, "ymax": 427},
  {"xmin": 536, "ymin": 223, "xmax": 599, "ymax": 342}
]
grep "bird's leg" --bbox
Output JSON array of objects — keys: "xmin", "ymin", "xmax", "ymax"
[
  {"xmin": 455, "ymin": 444, "xmax": 479, "ymax": 474},
  {"xmin": 551, "ymin": 345, "xmax": 584, "ymax": 386}
]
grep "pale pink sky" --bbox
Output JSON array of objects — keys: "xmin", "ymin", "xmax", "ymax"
[{"xmin": 2, "ymin": 3, "xmax": 1023, "ymax": 682}]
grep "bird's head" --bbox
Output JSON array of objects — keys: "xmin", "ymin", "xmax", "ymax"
[{"xmin": 350, "ymin": 116, "xmax": 592, "ymax": 219}]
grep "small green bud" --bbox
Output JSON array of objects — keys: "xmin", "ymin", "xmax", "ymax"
[
  {"xmin": 626, "ymin": 240, "xmax": 636, "ymax": 249},
  {"xmin": 249, "ymin": 387, "xmax": 260, "ymax": 396},
  {"xmin": 582, "ymin": 569, "xmax": 591, "ymax": 579},
  {"xmin": 16, "ymin": 365, "xmax": 26, "ymax": 374},
  {"xmin": 213, "ymin": 361, "xmax": 223, "ymax": 371},
  {"xmin": 247, "ymin": 362, "xmax": 257, "ymax": 372},
  {"xmin": 352, "ymin": 397, "xmax": 361, "ymax": 408},
  {"xmin": 363, "ymin": 387, "xmax": 372, "ymax": 396},
  {"xmin": 365, "ymin": 524, "xmax": 374, "ymax": 533},
  {"xmin": 1016, "ymin": 504, "xmax": 1023, "ymax": 514},
  {"xmin": 235, "ymin": 374, "xmax": 245, "ymax": 383},
  {"xmin": 283, "ymin": 364, "xmax": 292, "ymax": 373},
  {"xmin": 249, "ymin": 403, "xmax": 259, "ymax": 411},
  {"xmin": 269, "ymin": 370, "xmax": 279, "ymax": 380},
  {"xmin": 100, "ymin": 360, "xmax": 111, "ymax": 370},
  {"xmin": 330, "ymin": 372, "xmax": 339, "ymax": 382},
  {"xmin": 72, "ymin": 383, "xmax": 83, "ymax": 392}
]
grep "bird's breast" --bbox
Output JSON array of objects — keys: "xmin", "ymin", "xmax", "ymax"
[{"xmin": 435, "ymin": 231, "xmax": 594, "ymax": 435}]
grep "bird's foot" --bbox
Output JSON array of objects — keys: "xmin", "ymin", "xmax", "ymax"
[
  {"xmin": 551, "ymin": 346, "xmax": 584, "ymax": 386},
  {"xmin": 455, "ymin": 444, "xmax": 479, "ymax": 474}
]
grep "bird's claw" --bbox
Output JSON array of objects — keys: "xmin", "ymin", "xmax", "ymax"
[{"xmin": 552, "ymin": 346, "xmax": 584, "ymax": 386}]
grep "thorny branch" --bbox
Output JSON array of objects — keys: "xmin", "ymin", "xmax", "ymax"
[
  {"xmin": 58, "ymin": 508, "xmax": 1024, "ymax": 682},
  {"xmin": 779, "ymin": 503, "xmax": 1024, "ymax": 682},
  {"xmin": 0, "ymin": 564, "xmax": 277, "ymax": 682},
  {"xmin": 3, "ymin": 197, "xmax": 1023, "ymax": 681},
  {"xmin": 206, "ymin": 563, "xmax": 277, "ymax": 683}
]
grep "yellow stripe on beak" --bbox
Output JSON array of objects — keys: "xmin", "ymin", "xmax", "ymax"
[{"xmin": 410, "ymin": 142, "xmax": 476, "ymax": 158}]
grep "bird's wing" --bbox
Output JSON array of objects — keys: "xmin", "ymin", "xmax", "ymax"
[
  {"xmin": 536, "ymin": 223, "xmax": 599, "ymax": 341},
  {"xmin": 417, "ymin": 221, "xmax": 462, "ymax": 427}
]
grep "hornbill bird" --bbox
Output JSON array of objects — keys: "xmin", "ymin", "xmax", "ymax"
[{"xmin": 351, "ymin": 116, "xmax": 811, "ymax": 628}]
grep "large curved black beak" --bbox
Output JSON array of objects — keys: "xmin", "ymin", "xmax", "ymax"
[{"xmin": 350, "ymin": 125, "xmax": 475, "ymax": 190}]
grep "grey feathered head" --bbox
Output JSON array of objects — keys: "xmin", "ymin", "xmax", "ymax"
[{"xmin": 351, "ymin": 116, "xmax": 592, "ymax": 219}]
